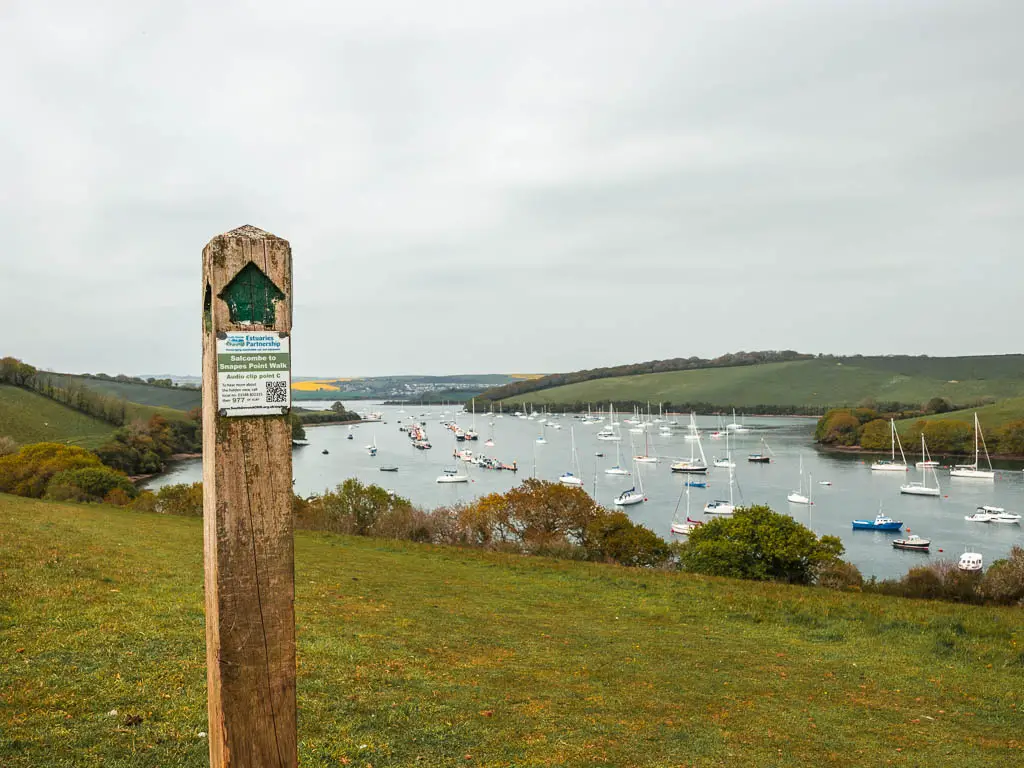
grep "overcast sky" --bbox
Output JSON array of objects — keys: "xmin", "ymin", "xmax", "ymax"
[{"xmin": 2, "ymin": 0, "xmax": 1021, "ymax": 377}]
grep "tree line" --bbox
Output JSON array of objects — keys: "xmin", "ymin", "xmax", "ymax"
[{"xmin": 2, "ymin": 356, "xmax": 130, "ymax": 426}]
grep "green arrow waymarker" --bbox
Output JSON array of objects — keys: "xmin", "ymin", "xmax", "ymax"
[{"xmin": 218, "ymin": 261, "xmax": 285, "ymax": 325}]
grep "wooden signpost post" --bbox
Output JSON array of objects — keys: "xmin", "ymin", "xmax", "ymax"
[{"xmin": 201, "ymin": 225, "xmax": 297, "ymax": 767}]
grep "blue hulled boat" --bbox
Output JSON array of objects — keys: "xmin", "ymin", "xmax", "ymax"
[{"xmin": 852, "ymin": 513, "xmax": 903, "ymax": 531}]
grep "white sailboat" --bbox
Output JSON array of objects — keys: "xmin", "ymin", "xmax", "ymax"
[
  {"xmin": 870, "ymin": 419, "xmax": 908, "ymax": 472},
  {"xmin": 901, "ymin": 435, "xmax": 941, "ymax": 496},
  {"xmin": 704, "ymin": 446, "xmax": 736, "ymax": 515},
  {"xmin": 950, "ymin": 413, "xmax": 994, "ymax": 479},
  {"xmin": 670, "ymin": 413, "xmax": 709, "ymax": 474},
  {"xmin": 670, "ymin": 479, "xmax": 701, "ymax": 536},
  {"xmin": 915, "ymin": 432, "xmax": 939, "ymax": 468},
  {"xmin": 787, "ymin": 455, "xmax": 811, "ymax": 504},
  {"xmin": 536, "ymin": 422, "xmax": 547, "ymax": 444},
  {"xmin": 727, "ymin": 408, "xmax": 751, "ymax": 434},
  {"xmin": 613, "ymin": 460, "xmax": 646, "ymax": 506},
  {"xmin": 633, "ymin": 429, "xmax": 658, "ymax": 464},
  {"xmin": 604, "ymin": 441, "xmax": 631, "ymax": 475},
  {"xmin": 559, "ymin": 427, "xmax": 584, "ymax": 486},
  {"xmin": 366, "ymin": 432, "xmax": 378, "ymax": 457},
  {"xmin": 597, "ymin": 403, "xmax": 622, "ymax": 441},
  {"xmin": 713, "ymin": 429, "xmax": 736, "ymax": 468}
]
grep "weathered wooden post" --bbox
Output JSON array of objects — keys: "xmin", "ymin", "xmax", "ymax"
[{"xmin": 201, "ymin": 225, "xmax": 297, "ymax": 767}]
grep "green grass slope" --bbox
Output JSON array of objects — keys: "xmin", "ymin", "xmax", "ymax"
[
  {"xmin": 899, "ymin": 396, "xmax": 1024, "ymax": 432},
  {"xmin": 42, "ymin": 374, "xmax": 202, "ymax": 411},
  {"xmin": 0, "ymin": 384, "xmax": 114, "ymax": 447},
  {"xmin": 506, "ymin": 358, "xmax": 1024, "ymax": 409},
  {"xmin": 844, "ymin": 354, "xmax": 1024, "ymax": 381},
  {"xmin": 1, "ymin": 496, "xmax": 1021, "ymax": 767}
]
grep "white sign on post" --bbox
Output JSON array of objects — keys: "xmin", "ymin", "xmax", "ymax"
[{"xmin": 216, "ymin": 331, "xmax": 291, "ymax": 416}]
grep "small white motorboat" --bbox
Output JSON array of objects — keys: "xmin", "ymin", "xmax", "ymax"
[{"xmin": 957, "ymin": 551, "xmax": 983, "ymax": 572}]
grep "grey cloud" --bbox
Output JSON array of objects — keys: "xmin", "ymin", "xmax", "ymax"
[{"xmin": 1, "ymin": 0, "xmax": 1021, "ymax": 376}]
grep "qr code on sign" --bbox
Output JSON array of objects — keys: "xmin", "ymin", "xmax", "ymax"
[{"xmin": 266, "ymin": 380, "xmax": 289, "ymax": 404}]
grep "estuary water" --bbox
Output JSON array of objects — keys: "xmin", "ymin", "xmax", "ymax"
[{"xmin": 147, "ymin": 403, "xmax": 1024, "ymax": 579}]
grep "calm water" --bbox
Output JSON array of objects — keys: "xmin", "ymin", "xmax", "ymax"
[{"xmin": 148, "ymin": 403, "xmax": 1024, "ymax": 579}]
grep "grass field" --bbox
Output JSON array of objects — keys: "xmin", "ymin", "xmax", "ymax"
[
  {"xmin": 41, "ymin": 375, "xmax": 203, "ymax": 411},
  {"xmin": 899, "ymin": 397, "xmax": 1024, "ymax": 432},
  {"xmin": 504, "ymin": 358, "xmax": 1024, "ymax": 410},
  {"xmin": 1, "ymin": 496, "xmax": 1022, "ymax": 767},
  {"xmin": 0, "ymin": 385, "xmax": 114, "ymax": 447}
]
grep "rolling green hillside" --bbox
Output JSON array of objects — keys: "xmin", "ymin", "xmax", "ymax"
[
  {"xmin": 503, "ymin": 358, "xmax": 1024, "ymax": 409},
  {"xmin": 40, "ymin": 374, "xmax": 202, "ymax": 411},
  {"xmin": 898, "ymin": 396, "xmax": 1024, "ymax": 432},
  {"xmin": 0, "ymin": 384, "xmax": 114, "ymax": 447},
  {"xmin": 1, "ymin": 496, "xmax": 1021, "ymax": 766}
]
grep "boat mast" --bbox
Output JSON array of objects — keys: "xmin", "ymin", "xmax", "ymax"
[{"xmin": 977, "ymin": 413, "xmax": 993, "ymax": 471}]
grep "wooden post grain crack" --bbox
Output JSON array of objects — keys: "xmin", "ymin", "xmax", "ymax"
[{"xmin": 201, "ymin": 225, "xmax": 297, "ymax": 767}]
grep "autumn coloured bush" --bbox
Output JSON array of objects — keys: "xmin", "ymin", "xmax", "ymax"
[{"xmin": 0, "ymin": 442, "xmax": 105, "ymax": 498}]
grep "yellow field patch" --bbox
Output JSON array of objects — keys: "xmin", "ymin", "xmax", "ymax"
[
  {"xmin": 292, "ymin": 380, "xmax": 346, "ymax": 392},
  {"xmin": 508, "ymin": 373, "xmax": 546, "ymax": 380}
]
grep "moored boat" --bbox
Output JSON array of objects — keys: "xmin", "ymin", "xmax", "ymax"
[
  {"xmin": 958, "ymin": 551, "xmax": 983, "ymax": 572},
  {"xmin": 852, "ymin": 512, "xmax": 903, "ymax": 531},
  {"xmin": 870, "ymin": 419, "xmax": 908, "ymax": 472},
  {"xmin": 950, "ymin": 414, "xmax": 995, "ymax": 479},
  {"xmin": 892, "ymin": 534, "xmax": 930, "ymax": 551}
]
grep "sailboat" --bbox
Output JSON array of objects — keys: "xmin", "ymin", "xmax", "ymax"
[
  {"xmin": 604, "ymin": 440, "xmax": 631, "ymax": 475},
  {"xmin": 950, "ymin": 413, "xmax": 994, "ymax": 479},
  {"xmin": 613, "ymin": 460, "xmax": 646, "ymax": 506},
  {"xmin": 727, "ymin": 409, "xmax": 751, "ymax": 434},
  {"xmin": 633, "ymin": 429, "xmax": 658, "ymax": 464},
  {"xmin": 559, "ymin": 427, "xmax": 584, "ymax": 486},
  {"xmin": 901, "ymin": 435, "xmax": 941, "ymax": 496},
  {"xmin": 366, "ymin": 433, "xmax": 378, "ymax": 457},
  {"xmin": 670, "ymin": 413, "xmax": 709, "ymax": 474},
  {"xmin": 464, "ymin": 399, "xmax": 479, "ymax": 441},
  {"xmin": 597, "ymin": 403, "xmax": 622, "ymax": 441},
  {"xmin": 747, "ymin": 437, "xmax": 773, "ymax": 463},
  {"xmin": 670, "ymin": 479, "xmax": 702, "ymax": 536},
  {"xmin": 536, "ymin": 423, "xmax": 547, "ymax": 444},
  {"xmin": 713, "ymin": 429, "xmax": 736, "ymax": 468},
  {"xmin": 869, "ymin": 419, "xmax": 908, "ymax": 472},
  {"xmin": 916, "ymin": 433, "xmax": 939, "ymax": 468},
  {"xmin": 704, "ymin": 446, "xmax": 736, "ymax": 515},
  {"xmin": 787, "ymin": 455, "xmax": 811, "ymax": 504}
]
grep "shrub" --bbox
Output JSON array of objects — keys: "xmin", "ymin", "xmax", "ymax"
[
  {"xmin": 0, "ymin": 436, "xmax": 17, "ymax": 456},
  {"xmin": 815, "ymin": 409, "xmax": 861, "ymax": 446},
  {"xmin": 103, "ymin": 488, "xmax": 133, "ymax": 506},
  {"xmin": 585, "ymin": 512, "xmax": 672, "ymax": 567},
  {"xmin": 130, "ymin": 491, "xmax": 159, "ymax": 513},
  {"xmin": 925, "ymin": 396, "xmax": 953, "ymax": 414},
  {"xmin": 155, "ymin": 482, "xmax": 204, "ymax": 517},
  {"xmin": 45, "ymin": 466, "xmax": 137, "ymax": 503},
  {"xmin": 978, "ymin": 546, "xmax": 1024, "ymax": 605},
  {"xmin": 815, "ymin": 560, "xmax": 864, "ymax": 590},
  {"xmin": 858, "ymin": 419, "xmax": 893, "ymax": 451},
  {"xmin": 0, "ymin": 443, "xmax": 103, "ymax": 498},
  {"xmin": 869, "ymin": 560, "xmax": 983, "ymax": 604},
  {"xmin": 301, "ymin": 479, "xmax": 413, "ymax": 535},
  {"xmin": 922, "ymin": 420, "xmax": 973, "ymax": 454},
  {"xmin": 677, "ymin": 505, "xmax": 844, "ymax": 584},
  {"xmin": 995, "ymin": 420, "xmax": 1024, "ymax": 456}
]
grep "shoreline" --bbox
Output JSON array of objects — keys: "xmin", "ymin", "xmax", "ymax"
[{"xmin": 815, "ymin": 443, "xmax": 1024, "ymax": 463}]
